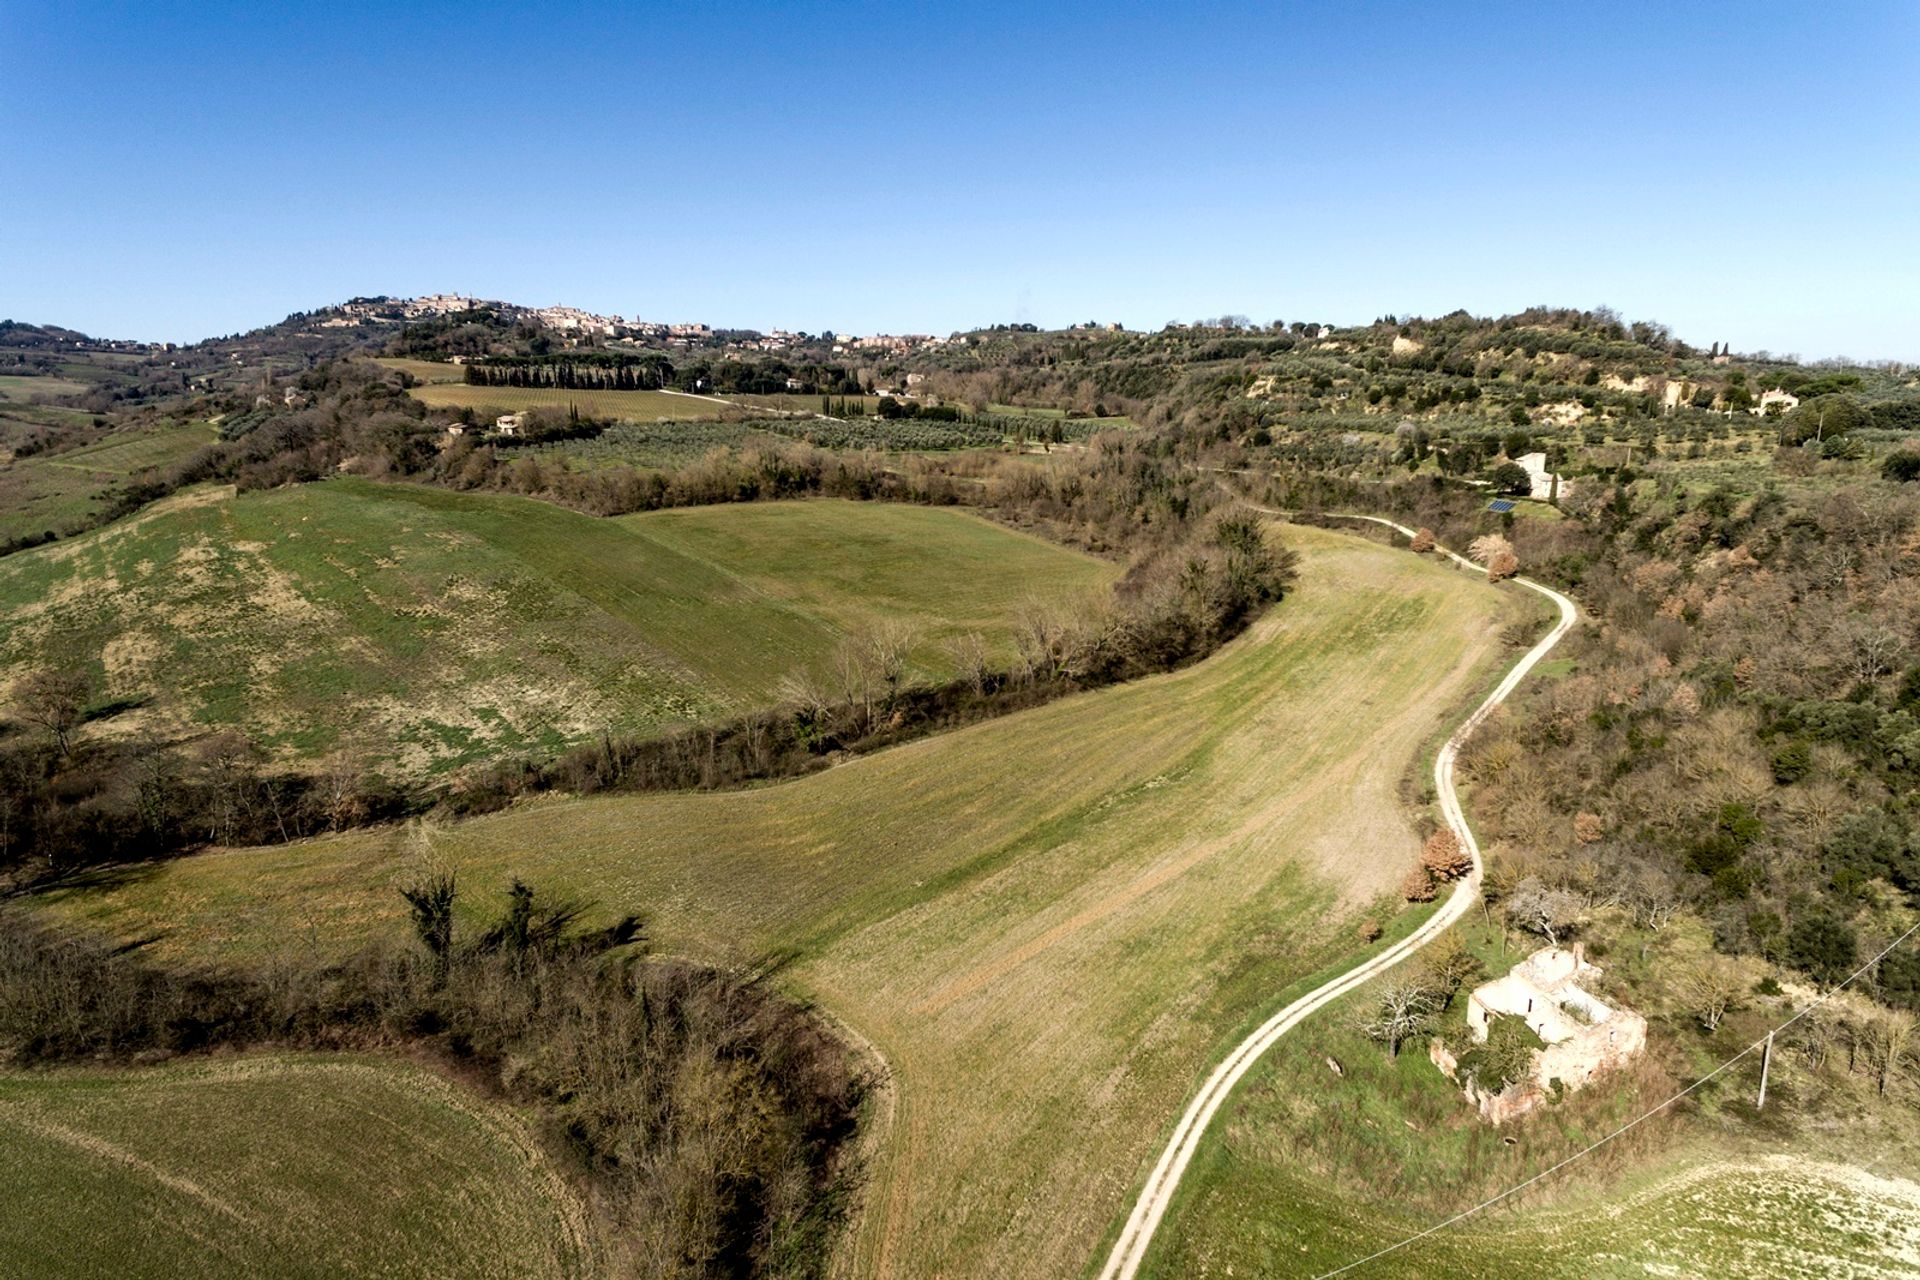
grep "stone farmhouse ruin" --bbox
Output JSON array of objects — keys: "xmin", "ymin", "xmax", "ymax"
[{"xmin": 1430, "ymin": 943, "xmax": 1646, "ymax": 1124}]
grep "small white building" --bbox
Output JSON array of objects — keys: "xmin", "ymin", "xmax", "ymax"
[
  {"xmin": 1752, "ymin": 388, "xmax": 1800, "ymax": 417},
  {"xmin": 1513, "ymin": 451, "xmax": 1568, "ymax": 502},
  {"xmin": 494, "ymin": 413, "xmax": 526, "ymax": 437},
  {"xmin": 446, "ymin": 423, "xmax": 467, "ymax": 437}
]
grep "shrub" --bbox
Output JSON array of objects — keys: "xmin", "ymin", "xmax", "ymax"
[
  {"xmin": 1421, "ymin": 830, "xmax": 1472, "ymax": 881},
  {"xmin": 1880, "ymin": 450, "xmax": 1920, "ymax": 483}
]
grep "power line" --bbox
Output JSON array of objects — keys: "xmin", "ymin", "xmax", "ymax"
[{"xmin": 1313, "ymin": 918, "xmax": 1920, "ymax": 1279}]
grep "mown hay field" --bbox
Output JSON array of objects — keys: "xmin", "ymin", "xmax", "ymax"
[
  {"xmin": 40, "ymin": 524, "xmax": 1522, "ymax": 1276},
  {"xmin": 0, "ymin": 1054, "xmax": 597, "ymax": 1279},
  {"xmin": 0, "ymin": 482, "xmax": 1113, "ymax": 777},
  {"xmin": 0, "ymin": 420, "xmax": 217, "ymax": 542},
  {"xmin": 406, "ymin": 383, "xmax": 732, "ymax": 421}
]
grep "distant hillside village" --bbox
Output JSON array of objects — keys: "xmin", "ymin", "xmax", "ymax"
[{"xmin": 318, "ymin": 293, "xmax": 970, "ymax": 357}]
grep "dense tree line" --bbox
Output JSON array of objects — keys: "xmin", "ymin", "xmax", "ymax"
[{"xmin": 464, "ymin": 352, "xmax": 676, "ymax": 391}]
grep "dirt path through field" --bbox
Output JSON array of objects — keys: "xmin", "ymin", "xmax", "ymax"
[{"xmin": 1095, "ymin": 513, "xmax": 1577, "ymax": 1280}]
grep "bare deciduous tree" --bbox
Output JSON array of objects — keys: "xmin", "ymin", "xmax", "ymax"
[
  {"xmin": 1507, "ymin": 877, "xmax": 1582, "ymax": 946},
  {"xmin": 1359, "ymin": 978, "xmax": 1441, "ymax": 1058},
  {"xmin": 14, "ymin": 668, "xmax": 94, "ymax": 757},
  {"xmin": 1679, "ymin": 952, "xmax": 1744, "ymax": 1032},
  {"xmin": 947, "ymin": 631, "xmax": 992, "ymax": 697}
]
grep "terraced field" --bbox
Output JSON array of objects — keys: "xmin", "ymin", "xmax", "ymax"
[
  {"xmin": 0, "ymin": 1054, "xmax": 596, "ymax": 1279},
  {"xmin": 38, "ymin": 524, "xmax": 1521, "ymax": 1276},
  {"xmin": 0, "ymin": 421, "xmax": 216, "ymax": 542},
  {"xmin": 0, "ymin": 482, "xmax": 1113, "ymax": 776}
]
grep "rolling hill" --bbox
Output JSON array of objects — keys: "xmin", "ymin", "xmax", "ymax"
[
  {"xmin": 36, "ymin": 522, "xmax": 1523, "ymax": 1276},
  {"xmin": 0, "ymin": 481, "xmax": 1114, "ymax": 778}
]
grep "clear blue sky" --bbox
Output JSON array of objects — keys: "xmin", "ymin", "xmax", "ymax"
[{"xmin": 4, "ymin": 1, "xmax": 1917, "ymax": 359}]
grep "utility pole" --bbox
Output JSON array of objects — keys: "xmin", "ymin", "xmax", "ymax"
[{"xmin": 1757, "ymin": 1030, "xmax": 1774, "ymax": 1110}]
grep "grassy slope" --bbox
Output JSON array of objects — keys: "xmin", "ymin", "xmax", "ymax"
[
  {"xmin": 0, "ymin": 373, "xmax": 91, "ymax": 402},
  {"xmin": 38, "ymin": 525, "xmax": 1517, "ymax": 1276},
  {"xmin": 0, "ymin": 483, "xmax": 1113, "ymax": 777},
  {"xmin": 0, "ymin": 1054, "xmax": 595, "ymax": 1279},
  {"xmin": 1138, "ymin": 888, "xmax": 1920, "ymax": 1276},
  {"xmin": 0, "ymin": 421, "xmax": 216, "ymax": 541},
  {"xmin": 1150, "ymin": 1143, "xmax": 1920, "ymax": 1278},
  {"xmin": 406, "ymin": 383, "xmax": 732, "ymax": 420}
]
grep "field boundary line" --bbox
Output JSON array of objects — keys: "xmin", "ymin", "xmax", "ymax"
[{"xmin": 1094, "ymin": 512, "xmax": 1576, "ymax": 1280}]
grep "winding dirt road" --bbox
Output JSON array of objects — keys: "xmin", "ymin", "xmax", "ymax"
[{"xmin": 1095, "ymin": 514, "xmax": 1578, "ymax": 1280}]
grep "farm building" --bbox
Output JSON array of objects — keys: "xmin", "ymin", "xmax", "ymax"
[
  {"xmin": 494, "ymin": 413, "xmax": 525, "ymax": 437},
  {"xmin": 1513, "ymin": 451, "xmax": 1567, "ymax": 502},
  {"xmin": 1752, "ymin": 388, "xmax": 1800, "ymax": 417},
  {"xmin": 1430, "ymin": 944, "xmax": 1646, "ymax": 1124}
]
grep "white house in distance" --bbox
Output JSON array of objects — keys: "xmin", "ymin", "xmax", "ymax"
[
  {"xmin": 1431, "ymin": 943, "xmax": 1646, "ymax": 1124},
  {"xmin": 1752, "ymin": 388, "xmax": 1800, "ymax": 417},
  {"xmin": 494, "ymin": 413, "xmax": 525, "ymax": 437},
  {"xmin": 1513, "ymin": 451, "xmax": 1568, "ymax": 502}
]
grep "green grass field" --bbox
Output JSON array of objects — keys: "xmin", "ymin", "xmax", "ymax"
[
  {"xmin": 0, "ymin": 482, "xmax": 1113, "ymax": 777},
  {"xmin": 1145, "ymin": 1145, "xmax": 1920, "ymax": 1278},
  {"xmin": 531, "ymin": 419, "xmax": 785, "ymax": 470},
  {"xmin": 0, "ymin": 421, "xmax": 216, "ymax": 542},
  {"xmin": 37, "ymin": 525, "xmax": 1521, "ymax": 1276},
  {"xmin": 407, "ymin": 383, "xmax": 733, "ymax": 421},
  {"xmin": 0, "ymin": 1054, "xmax": 596, "ymax": 1279},
  {"xmin": 0, "ymin": 373, "xmax": 91, "ymax": 403}
]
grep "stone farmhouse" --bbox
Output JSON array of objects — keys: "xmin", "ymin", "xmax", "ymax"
[
  {"xmin": 1430, "ymin": 944, "xmax": 1646, "ymax": 1124},
  {"xmin": 1752, "ymin": 388, "xmax": 1800, "ymax": 417}
]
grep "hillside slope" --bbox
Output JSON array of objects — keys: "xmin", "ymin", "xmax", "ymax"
[
  {"xmin": 0, "ymin": 1054, "xmax": 596, "ymax": 1279},
  {"xmin": 0, "ymin": 482, "xmax": 1113, "ymax": 777},
  {"xmin": 39, "ymin": 524, "xmax": 1519, "ymax": 1276}
]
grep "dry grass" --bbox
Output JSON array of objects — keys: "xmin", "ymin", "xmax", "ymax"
[{"xmin": 38, "ymin": 525, "xmax": 1521, "ymax": 1276}]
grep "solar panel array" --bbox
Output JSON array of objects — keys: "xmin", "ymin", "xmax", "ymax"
[{"xmin": 1486, "ymin": 498, "xmax": 1517, "ymax": 513}]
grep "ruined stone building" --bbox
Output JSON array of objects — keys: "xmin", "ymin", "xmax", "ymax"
[{"xmin": 1431, "ymin": 944, "xmax": 1646, "ymax": 1124}]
